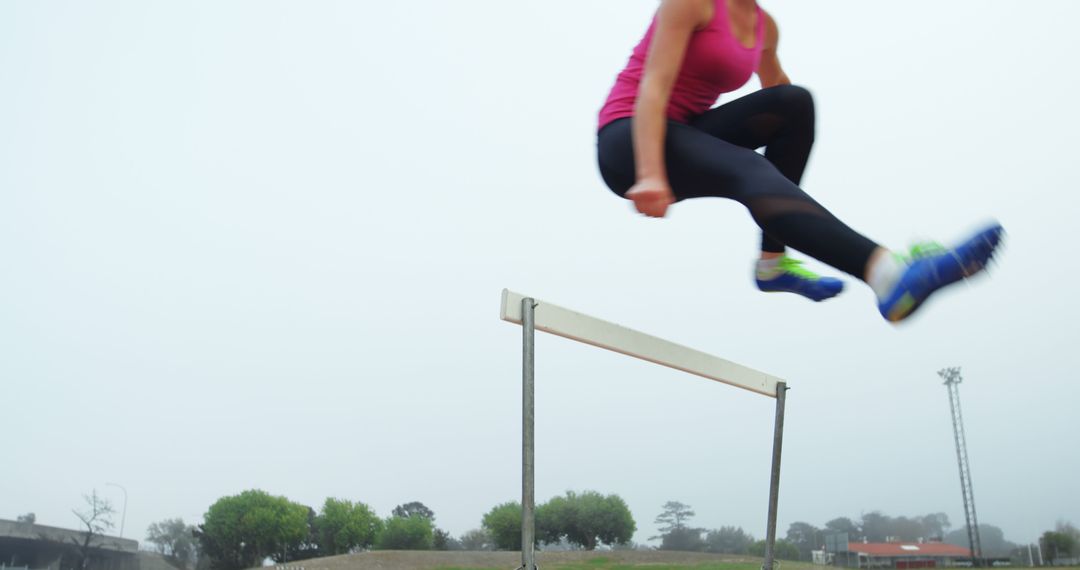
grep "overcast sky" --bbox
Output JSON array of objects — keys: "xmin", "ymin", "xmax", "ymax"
[{"xmin": 2, "ymin": 0, "xmax": 1077, "ymax": 551}]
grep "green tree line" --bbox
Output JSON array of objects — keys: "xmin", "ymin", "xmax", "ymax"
[
  {"xmin": 143, "ymin": 490, "xmax": 1078, "ymax": 569},
  {"xmin": 646, "ymin": 500, "xmax": 795, "ymax": 559},
  {"xmin": 161, "ymin": 491, "xmax": 451, "ymax": 570},
  {"xmin": 480, "ymin": 491, "xmax": 636, "ymax": 551},
  {"xmin": 778, "ymin": 513, "xmax": 1080, "ymax": 564},
  {"xmin": 149, "ymin": 489, "xmax": 635, "ymax": 570},
  {"xmin": 636, "ymin": 502, "xmax": 1079, "ymax": 566}
]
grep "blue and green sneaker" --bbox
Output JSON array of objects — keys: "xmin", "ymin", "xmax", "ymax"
[
  {"xmin": 879, "ymin": 222, "xmax": 1005, "ymax": 323},
  {"xmin": 756, "ymin": 255, "xmax": 845, "ymax": 302},
  {"xmin": 905, "ymin": 240, "xmax": 948, "ymax": 261}
]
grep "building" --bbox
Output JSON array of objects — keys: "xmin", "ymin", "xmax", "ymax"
[
  {"xmin": 831, "ymin": 541, "xmax": 974, "ymax": 569},
  {"xmin": 0, "ymin": 519, "xmax": 138, "ymax": 570}
]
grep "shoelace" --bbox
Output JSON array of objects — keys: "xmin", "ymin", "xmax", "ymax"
[
  {"xmin": 778, "ymin": 256, "xmax": 821, "ymax": 279},
  {"xmin": 906, "ymin": 241, "xmax": 947, "ymax": 260},
  {"xmin": 902, "ymin": 239, "xmax": 985, "ymax": 279}
]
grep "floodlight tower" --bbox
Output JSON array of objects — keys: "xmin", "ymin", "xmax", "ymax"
[{"xmin": 939, "ymin": 367, "xmax": 983, "ymax": 565}]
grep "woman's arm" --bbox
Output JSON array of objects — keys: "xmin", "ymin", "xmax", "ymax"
[
  {"xmin": 756, "ymin": 11, "xmax": 790, "ymax": 88},
  {"xmin": 627, "ymin": 0, "xmax": 710, "ymax": 217}
]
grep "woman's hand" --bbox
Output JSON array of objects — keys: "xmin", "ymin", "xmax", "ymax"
[{"xmin": 626, "ymin": 177, "xmax": 675, "ymax": 218}]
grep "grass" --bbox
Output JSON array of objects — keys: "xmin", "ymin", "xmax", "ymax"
[
  {"xmin": 438, "ymin": 562, "xmax": 788, "ymax": 570},
  {"xmin": 528, "ymin": 564, "xmax": 760, "ymax": 570},
  {"xmin": 336, "ymin": 551, "xmax": 1080, "ymax": 570},
  {"xmin": 435, "ymin": 562, "xmax": 1080, "ymax": 570}
]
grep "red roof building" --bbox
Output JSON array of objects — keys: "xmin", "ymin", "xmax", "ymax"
[{"xmin": 829, "ymin": 541, "xmax": 974, "ymax": 568}]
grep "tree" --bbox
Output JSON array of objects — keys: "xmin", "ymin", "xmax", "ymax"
[
  {"xmin": 1040, "ymin": 531, "xmax": 1077, "ymax": 564},
  {"xmin": 785, "ymin": 522, "xmax": 823, "ymax": 560},
  {"xmin": 17, "ymin": 513, "xmax": 36, "ymax": 524},
  {"xmin": 374, "ymin": 516, "xmax": 433, "ymax": 550},
  {"xmin": 391, "ymin": 502, "xmax": 435, "ymax": 521},
  {"xmin": 459, "ymin": 528, "xmax": 493, "ymax": 551},
  {"xmin": 390, "ymin": 501, "xmax": 456, "ymax": 550},
  {"xmin": 72, "ymin": 490, "xmax": 116, "ymax": 570},
  {"xmin": 857, "ymin": 512, "xmax": 952, "ymax": 543},
  {"xmin": 195, "ymin": 490, "xmax": 310, "ymax": 570},
  {"xmin": 653, "ymin": 501, "xmax": 703, "ymax": 551},
  {"xmin": 433, "ymin": 528, "xmax": 461, "ymax": 550},
  {"xmin": 482, "ymin": 502, "xmax": 524, "ymax": 551},
  {"xmin": 920, "ymin": 513, "xmax": 951, "ymax": 540},
  {"xmin": 1056, "ymin": 521, "xmax": 1080, "ymax": 544},
  {"xmin": 749, "ymin": 539, "xmax": 800, "ymax": 560},
  {"xmin": 1054, "ymin": 520, "xmax": 1080, "ymax": 539},
  {"xmin": 654, "ymin": 501, "xmax": 695, "ymax": 535},
  {"xmin": 313, "ymin": 498, "xmax": 381, "ymax": 555},
  {"xmin": 860, "ymin": 512, "xmax": 891, "ymax": 542},
  {"xmin": 824, "ymin": 517, "xmax": 861, "ymax": 541},
  {"xmin": 289, "ymin": 507, "xmax": 321, "ymax": 562},
  {"xmin": 535, "ymin": 491, "xmax": 636, "ymax": 550},
  {"xmin": 703, "ymin": 526, "xmax": 754, "ymax": 554},
  {"xmin": 944, "ymin": 524, "xmax": 1017, "ymax": 558},
  {"xmin": 146, "ymin": 518, "xmax": 197, "ymax": 569},
  {"xmin": 659, "ymin": 528, "xmax": 704, "ymax": 551},
  {"xmin": 892, "ymin": 516, "xmax": 926, "ymax": 542}
]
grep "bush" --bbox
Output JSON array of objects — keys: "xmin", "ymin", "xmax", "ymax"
[
  {"xmin": 314, "ymin": 498, "xmax": 381, "ymax": 554},
  {"xmin": 459, "ymin": 528, "xmax": 493, "ymax": 551},
  {"xmin": 748, "ymin": 539, "xmax": 801, "ymax": 561},
  {"xmin": 537, "ymin": 491, "xmax": 636, "ymax": 550},
  {"xmin": 659, "ymin": 527, "xmax": 704, "ymax": 551},
  {"xmin": 482, "ymin": 502, "xmax": 524, "ymax": 551},
  {"xmin": 196, "ymin": 490, "xmax": 310, "ymax": 570},
  {"xmin": 375, "ymin": 516, "xmax": 434, "ymax": 550},
  {"xmin": 704, "ymin": 526, "xmax": 754, "ymax": 554}
]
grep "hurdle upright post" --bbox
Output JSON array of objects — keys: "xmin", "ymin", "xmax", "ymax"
[
  {"xmin": 501, "ymin": 289, "xmax": 788, "ymax": 570},
  {"xmin": 762, "ymin": 381, "xmax": 788, "ymax": 570},
  {"xmin": 520, "ymin": 297, "xmax": 537, "ymax": 570}
]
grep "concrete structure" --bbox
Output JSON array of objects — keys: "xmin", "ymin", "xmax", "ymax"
[
  {"xmin": 831, "ymin": 541, "xmax": 974, "ymax": 569},
  {"xmin": 0, "ymin": 519, "xmax": 138, "ymax": 570}
]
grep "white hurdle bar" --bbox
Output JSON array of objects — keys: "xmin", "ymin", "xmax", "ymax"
[{"xmin": 500, "ymin": 289, "xmax": 788, "ymax": 570}]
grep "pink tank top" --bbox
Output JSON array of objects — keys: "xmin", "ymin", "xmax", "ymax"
[{"xmin": 598, "ymin": 0, "xmax": 766, "ymax": 130}]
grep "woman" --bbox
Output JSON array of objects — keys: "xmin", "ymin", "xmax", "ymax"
[{"xmin": 596, "ymin": 0, "xmax": 1003, "ymax": 322}]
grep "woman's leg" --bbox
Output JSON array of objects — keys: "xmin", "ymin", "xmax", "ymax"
[
  {"xmin": 685, "ymin": 86, "xmax": 848, "ymax": 302},
  {"xmin": 596, "ymin": 117, "xmax": 1004, "ymax": 322},
  {"xmin": 690, "ymin": 85, "xmax": 817, "ymax": 255},
  {"xmin": 599, "ymin": 117, "xmax": 877, "ymax": 278}
]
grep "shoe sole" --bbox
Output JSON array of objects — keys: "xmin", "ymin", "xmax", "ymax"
[{"xmin": 756, "ymin": 280, "xmax": 845, "ymax": 302}]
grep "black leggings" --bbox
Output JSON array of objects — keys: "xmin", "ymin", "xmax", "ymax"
[{"xmin": 597, "ymin": 84, "xmax": 878, "ymax": 279}]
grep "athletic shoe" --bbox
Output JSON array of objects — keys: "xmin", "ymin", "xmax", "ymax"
[
  {"xmin": 878, "ymin": 223, "xmax": 1005, "ymax": 323},
  {"xmin": 756, "ymin": 256, "xmax": 845, "ymax": 302},
  {"xmin": 905, "ymin": 240, "xmax": 948, "ymax": 261}
]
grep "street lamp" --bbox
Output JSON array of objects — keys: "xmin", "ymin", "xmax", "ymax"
[{"xmin": 106, "ymin": 482, "xmax": 127, "ymax": 538}]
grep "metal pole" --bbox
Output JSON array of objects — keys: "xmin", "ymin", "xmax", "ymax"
[
  {"xmin": 521, "ymin": 298, "xmax": 536, "ymax": 570},
  {"xmin": 105, "ymin": 483, "xmax": 127, "ymax": 538},
  {"xmin": 939, "ymin": 367, "xmax": 982, "ymax": 565},
  {"xmin": 763, "ymin": 382, "xmax": 787, "ymax": 570}
]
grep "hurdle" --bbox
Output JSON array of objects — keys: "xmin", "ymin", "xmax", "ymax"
[{"xmin": 500, "ymin": 289, "xmax": 788, "ymax": 570}]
